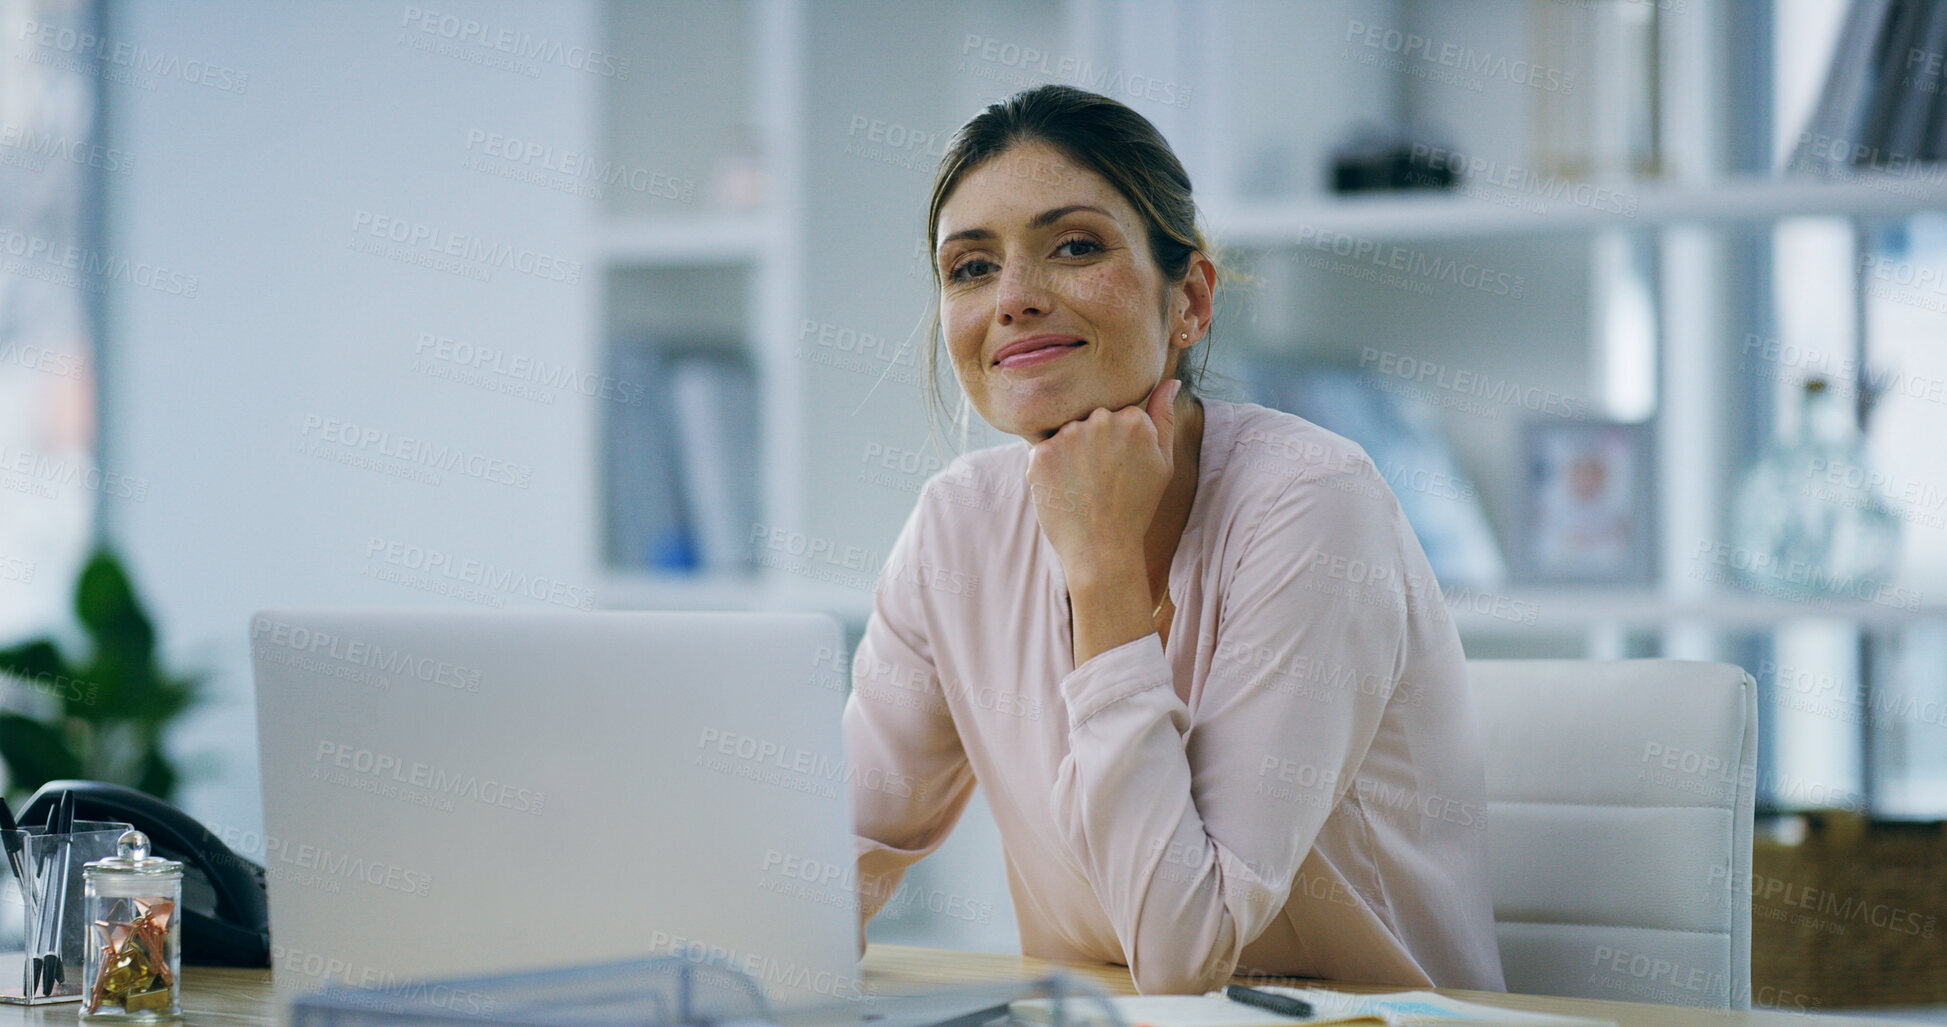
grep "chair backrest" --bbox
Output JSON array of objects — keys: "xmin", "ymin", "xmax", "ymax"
[{"xmin": 1468, "ymin": 659, "xmax": 1756, "ymax": 1009}]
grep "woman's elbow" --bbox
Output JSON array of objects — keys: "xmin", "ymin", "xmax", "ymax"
[{"xmin": 1129, "ymin": 948, "xmax": 1232, "ymax": 995}]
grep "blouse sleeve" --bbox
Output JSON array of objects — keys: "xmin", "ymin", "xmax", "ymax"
[
  {"xmin": 843, "ymin": 499, "xmax": 978, "ymax": 933},
  {"xmin": 1051, "ymin": 463, "xmax": 1411, "ymax": 994}
]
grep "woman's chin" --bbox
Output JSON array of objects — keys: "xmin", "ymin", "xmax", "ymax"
[
  {"xmin": 992, "ymin": 402, "xmax": 1086, "ymax": 441},
  {"xmin": 978, "ymin": 379, "xmax": 1132, "ymax": 440}
]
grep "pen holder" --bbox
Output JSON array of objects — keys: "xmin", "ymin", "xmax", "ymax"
[{"xmin": 0, "ymin": 822, "xmax": 132, "ymax": 1005}]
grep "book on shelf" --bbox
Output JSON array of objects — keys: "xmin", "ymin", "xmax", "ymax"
[
  {"xmin": 604, "ymin": 335, "xmax": 691, "ymax": 572},
  {"xmin": 1234, "ymin": 357, "xmax": 1507, "ymax": 590},
  {"xmin": 603, "ymin": 336, "xmax": 758, "ymax": 577},
  {"xmin": 666, "ymin": 350, "xmax": 760, "ymax": 574},
  {"xmin": 1791, "ymin": 1, "xmax": 1947, "ymax": 173}
]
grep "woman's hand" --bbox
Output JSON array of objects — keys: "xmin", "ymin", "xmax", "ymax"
[{"xmin": 1026, "ymin": 378, "xmax": 1180, "ymax": 582}]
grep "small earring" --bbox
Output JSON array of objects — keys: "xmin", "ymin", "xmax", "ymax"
[{"xmin": 1179, "ymin": 332, "xmax": 1188, "ymax": 340}]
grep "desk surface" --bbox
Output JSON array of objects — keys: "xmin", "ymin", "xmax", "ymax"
[{"xmin": 0, "ymin": 946, "xmax": 1892, "ymax": 1027}]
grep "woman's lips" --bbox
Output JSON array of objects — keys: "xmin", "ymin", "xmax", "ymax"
[{"xmin": 994, "ymin": 339, "xmax": 1085, "ymax": 369}]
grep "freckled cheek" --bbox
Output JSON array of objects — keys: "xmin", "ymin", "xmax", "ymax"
[
  {"xmin": 940, "ymin": 332, "xmax": 991, "ymax": 400},
  {"xmin": 939, "ymin": 308, "xmax": 980, "ymax": 367},
  {"xmin": 1069, "ymin": 266, "xmax": 1143, "ymax": 310}
]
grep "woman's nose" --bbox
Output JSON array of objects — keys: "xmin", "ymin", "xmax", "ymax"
[{"xmin": 995, "ymin": 262, "xmax": 1054, "ymax": 324}]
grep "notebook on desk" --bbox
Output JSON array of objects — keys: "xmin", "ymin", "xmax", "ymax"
[{"xmin": 250, "ymin": 609, "xmax": 859, "ymax": 1007}]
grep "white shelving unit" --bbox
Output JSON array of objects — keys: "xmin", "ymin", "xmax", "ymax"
[
  {"xmin": 1449, "ymin": 590, "xmax": 1947, "ymax": 639},
  {"xmin": 590, "ymin": 0, "xmax": 1053, "ymax": 637},
  {"xmin": 597, "ymin": 215, "xmax": 772, "ymax": 265},
  {"xmin": 588, "ymin": 0, "xmax": 1947, "ymax": 668},
  {"xmin": 601, "ymin": 572, "xmax": 874, "ymax": 622},
  {"xmin": 1166, "ymin": 2, "xmax": 1947, "ymax": 667},
  {"xmin": 594, "ymin": 0, "xmax": 807, "ymax": 610},
  {"xmin": 1174, "ymin": 2, "xmax": 1944, "ymax": 812},
  {"xmin": 1209, "ymin": 174, "xmax": 1947, "ymax": 244},
  {"xmin": 1201, "ymin": 170, "xmax": 1947, "ymax": 654}
]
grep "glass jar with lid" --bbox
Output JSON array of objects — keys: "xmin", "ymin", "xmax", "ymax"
[{"xmin": 80, "ymin": 830, "xmax": 181, "ymax": 1021}]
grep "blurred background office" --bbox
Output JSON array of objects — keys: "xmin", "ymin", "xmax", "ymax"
[{"xmin": 1, "ymin": 0, "xmax": 1944, "ymax": 1014}]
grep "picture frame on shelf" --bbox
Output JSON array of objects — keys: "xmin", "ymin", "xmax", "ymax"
[{"xmin": 1512, "ymin": 419, "xmax": 1657, "ymax": 585}]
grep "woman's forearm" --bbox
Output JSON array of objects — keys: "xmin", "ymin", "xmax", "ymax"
[
  {"xmin": 1064, "ymin": 546, "xmax": 1155, "ymax": 667},
  {"xmin": 1027, "ymin": 381, "xmax": 1186, "ymax": 670},
  {"xmin": 1051, "ymin": 638, "xmax": 1251, "ymax": 995}
]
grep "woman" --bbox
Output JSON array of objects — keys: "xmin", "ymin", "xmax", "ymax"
[{"xmin": 844, "ymin": 84, "xmax": 1505, "ymax": 995}]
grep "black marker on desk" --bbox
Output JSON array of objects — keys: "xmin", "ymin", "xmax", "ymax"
[{"xmin": 1224, "ymin": 985, "xmax": 1313, "ymax": 1021}]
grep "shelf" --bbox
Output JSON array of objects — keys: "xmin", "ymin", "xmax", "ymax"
[
  {"xmin": 1449, "ymin": 585, "xmax": 1947, "ymax": 638},
  {"xmin": 599, "ymin": 572, "xmax": 767, "ymax": 610},
  {"xmin": 1207, "ymin": 173, "xmax": 1947, "ymax": 245},
  {"xmin": 600, "ymin": 571, "xmax": 874, "ymax": 622},
  {"xmin": 596, "ymin": 213, "xmax": 776, "ymax": 265},
  {"xmin": 600, "ymin": 573, "xmax": 1947, "ymax": 640}
]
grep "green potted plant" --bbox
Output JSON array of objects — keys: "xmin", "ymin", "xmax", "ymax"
[{"xmin": 0, "ymin": 548, "xmax": 198, "ymax": 801}]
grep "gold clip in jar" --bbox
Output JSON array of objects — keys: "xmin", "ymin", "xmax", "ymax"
[{"xmin": 81, "ymin": 830, "xmax": 181, "ymax": 1021}]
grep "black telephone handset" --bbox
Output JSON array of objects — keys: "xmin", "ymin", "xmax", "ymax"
[{"xmin": 20, "ymin": 780, "xmax": 270, "ymax": 967}]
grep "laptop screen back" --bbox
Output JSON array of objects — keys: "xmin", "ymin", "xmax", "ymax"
[{"xmin": 250, "ymin": 609, "xmax": 858, "ymax": 1007}]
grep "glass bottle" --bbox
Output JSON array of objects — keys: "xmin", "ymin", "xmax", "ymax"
[
  {"xmin": 1730, "ymin": 377, "xmax": 1902, "ymax": 600},
  {"xmin": 80, "ymin": 830, "xmax": 181, "ymax": 1021}
]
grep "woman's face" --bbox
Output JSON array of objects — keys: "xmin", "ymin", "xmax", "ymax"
[{"xmin": 934, "ymin": 141, "xmax": 1197, "ymax": 440}]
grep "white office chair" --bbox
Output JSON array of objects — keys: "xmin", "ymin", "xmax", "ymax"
[{"xmin": 1468, "ymin": 659, "xmax": 1757, "ymax": 1009}]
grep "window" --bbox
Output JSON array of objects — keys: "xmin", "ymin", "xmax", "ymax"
[{"xmin": 0, "ymin": 0, "xmax": 103, "ymax": 640}]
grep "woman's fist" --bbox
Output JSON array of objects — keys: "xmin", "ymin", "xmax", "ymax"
[{"xmin": 1025, "ymin": 378, "xmax": 1180, "ymax": 582}]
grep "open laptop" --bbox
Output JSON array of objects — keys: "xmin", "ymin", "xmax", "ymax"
[{"xmin": 250, "ymin": 609, "xmax": 860, "ymax": 1008}]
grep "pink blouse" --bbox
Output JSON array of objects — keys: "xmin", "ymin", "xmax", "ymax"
[{"xmin": 844, "ymin": 399, "xmax": 1505, "ymax": 994}]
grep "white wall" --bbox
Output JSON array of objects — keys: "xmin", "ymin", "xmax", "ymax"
[{"xmin": 100, "ymin": 0, "xmax": 600, "ymax": 849}]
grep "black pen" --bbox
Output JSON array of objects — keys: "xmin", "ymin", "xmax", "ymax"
[
  {"xmin": 30, "ymin": 796, "xmax": 53, "ymax": 995},
  {"xmin": 1224, "ymin": 985, "xmax": 1313, "ymax": 1021},
  {"xmin": 33, "ymin": 791, "xmax": 75, "ymax": 995},
  {"xmin": 0, "ymin": 797, "xmax": 24, "ymax": 885},
  {"xmin": 0, "ymin": 797, "xmax": 29, "ymax": 951},
  {"xmin": 48, "ymin": 791, "xmax": 75, "ymax": 990}
]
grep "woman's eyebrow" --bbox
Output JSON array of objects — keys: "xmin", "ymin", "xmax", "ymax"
[{"xmin": 937, "ymin": 204, "xmax": 1113, "ymax": 249}]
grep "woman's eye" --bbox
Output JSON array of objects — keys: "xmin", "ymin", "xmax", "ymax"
[
  {"xmin": 945, "ymin": 239, "xmax": 1095, "ymax": 281},
  {"xmin": 1055, "ymin": 237, "xmax": 1102, "ymax": 259},
  {"xmin": 947, "ymin": 257, "xmax": 996, "ymax": 281}
]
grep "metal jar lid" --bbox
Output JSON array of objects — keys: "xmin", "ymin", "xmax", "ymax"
[{"xmin": 83, "ymin": 830, "xmax": 182, "ymax": 876}]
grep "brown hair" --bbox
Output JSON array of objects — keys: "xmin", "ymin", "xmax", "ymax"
[{"xmin": 921, "ymin": 84, "xmax": 1221, "ymax": 435}]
